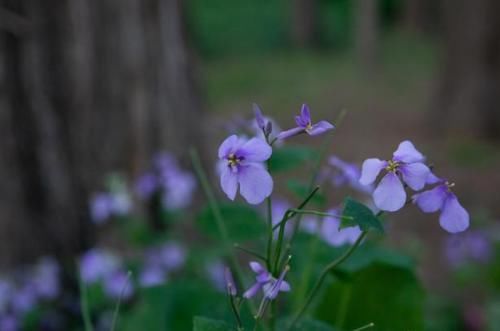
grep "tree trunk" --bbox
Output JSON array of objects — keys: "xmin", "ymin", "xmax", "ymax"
[
  {"xmin": 431, "ymin": 0, "xmax": 500, "ymax": 140},
  {"xmin": 0, "ymin": 0, "xmax": 204, "ymax": 267},
  {"xmin": 290, "ymin": 0, "xmax": 317, "ymax": 48}
]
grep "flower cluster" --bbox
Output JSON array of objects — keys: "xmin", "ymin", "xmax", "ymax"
[{"xmin": 360, "ymin": 140, "xmax": 469, "ymax": 233}]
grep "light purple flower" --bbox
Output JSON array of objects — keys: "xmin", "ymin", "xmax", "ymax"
[
  {"xmin": 145, "ymin": 242, "xmax": 186, "ymax": 272},
  {"xmin": 321, "ymin": 209, "xmax": 362, "ymax": 247},
  {"xmin": 90, "ymin": 193, "xmax": 114, "ymax": 224},
  {"xmin": 11, "ymin": 284, "xmax": 37, "ymax": 314},
  {"xmin": 135, "ymin": 173, "xmax": 158, "ymax": 199},
  {"xmin": 31, "ymin": 257, "xmax": 60, "ymax": 300},
  {"xmin": 103, "ymin": 271, "xmax": 133, "ymax": 300},
  {"xmin": 224, "ymin": 267, "xmax": 237, "ymax": 297},
  {"xmin": 277, "ymin": 104, "xmax": 334, "ymax": 140},
  {"xmin": 242, "ymin": 262, "xmax": 290, "ymax": 300},
  {"xmin": 218, "ymin": 135, "xmax": 273, "ymax": 204},
  {"xmin": 359, "ymin": 140, "xmax": 430, "ymax": 212},
  {"xmin": 160, "ymin": 167, "xmax": 196, "ymax": 210},
  {"xmin": 444, "ymin": 231, "xmax": 491, "ymax": 267},
  {"xmin": 413, "ymin": 180, "xmax": 469, "ymax": 233},
  {"xmin": 204, "ymin": 261, "xmax": 226, "ymax": 293},
  {"xmin": 138, "ymin": 265, "xmax": 166, "ymax": 288},
  {"xmin": 0, "ymin": 315, "xmax": 18, "ymax": 331},
  {"xmin": 0, "ymin": 279, "xmax": 13, "ymax": 314},
  {"xmin": 80, "ymin": 249, "xmax": 121, "ymax": 284},
  {"xmin": 329, "ymin": 156, "xmax": 373, "ymax": 194}
]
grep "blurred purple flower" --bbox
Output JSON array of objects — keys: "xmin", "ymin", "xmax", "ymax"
[
  {"xmin": 11, "ymin": 283, "xmax": 37, "ymax": 314},
  {"xmin": 138, "ymin": 265, "xmax": 167, "ymax": 288},
  {"xmin": 145, "ymin": 242, "xmax": 186, "ymax": 272},
  {"xmin": 79, "ymin": 249, "xmax": 121, "ymax": 284},
  {"xmin": 252, "ymin": 104, "xmax": 278, "ymax": 139},
  {"xmin": 135, "ymin": 173, "xmax": 158, "ymax": 199},
  {"xmin": 413, "ymin": 180, "xmax": 469, "ymax": 233},
  {"xmin": 360, "ymin": 140, "xmax": 430, "ymax": 212},
  {"xmin": 267, "ymin": 198, "xmax": 292, "ymax": 238},
  {"xmin": 90, "ymin": 193, "xmax": 114, "ymax": 224},
  {"xmin": 31, "ymin": 257, "xmax": 60, "ymax": 300},
  {"xmin": 444, "ymin": 231, "xmax": 491, "ymax": 267},
  {"xmin": 224, "ymin": 267, "xmax": 237, "ymax": 297},
  {"xmin": 160, "ymin": 168, "xmax": 196, "ymax": 210},
  {"xmin": 277, "ymin": 104, "xmax": 334, "ymax": 140},
  {"xmin": 205, "ymin": 261, "xmax": 226, "ymax": 292},
  {"xmin": 243, "ymin": 262, "xmax": 290, "ymax": 300},
  {"xmin": 0, "ymin": 279, "xmax": 13, "ymax": 314},
  {"xmin": 103, "ymin": 271, "xmax": 133, "ymax": 300},
  {"xmin": 321, "ymin": 209, "xmax": 362, "ymax": 247},
  {"xmin": 153, "ymin": 152, "xmax": 176, "ymax": 172},
  {"xmin": 329, "ymin": 156, "xmax": 373, "ymax": 194},
  {"xmin": 218, "ymin": 135, "xmax": 273, "ymax": 204},
  {"xmin": 0, "ymin": 315, "xmax": 18, "ymax": 331}
]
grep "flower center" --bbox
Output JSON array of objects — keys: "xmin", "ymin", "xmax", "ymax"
[
  {"xmin": 227, "ymin": 153, "xmax": 242, "ymax": 167},
  {"xmin": 305, "ymin": 122, "xmax": 313, "ymax": 132},
  {"xmin": 386, "ymin": 160, "xmax": 400, "ymax": 172},
  {"xmin": 445, "ymin": 181, "xmax": 455, "ymax": 191}
]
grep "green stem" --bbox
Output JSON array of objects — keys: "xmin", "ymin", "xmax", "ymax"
[
  {"xmin": 266, "ymin": 197, "xmax": 273, "ymax": 271},
  {"xmin": 234, "ymin": 243, "xmax": 268, "ymax": 262},
  {"xmin": 288, "ymin": 231, "xmax": 368, "ymax": 330},
  {"xmin": 190, "ymin": 149, "xmax": 254, "ymax": 313},
  {"xmin": 110, "ymin": 271, "xmax": 132, "ymax": 331},
  {"xmin": 272, "ymin": 210, "xmax": 352, "ymax": 231},
  {"xmin": 79, "ymin": 273, "xmax": 94, "ymax": 331},
  {"xmin": 352, "ymin": 322, "xmax": 375, "ymax": 331}
]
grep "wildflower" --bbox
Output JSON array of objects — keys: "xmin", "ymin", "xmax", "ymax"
[
  {"xmin": 329, "ymin": 156, "xmax": 373, "ymax": 194},
  {"xmin": 243, "ymin": 262, "xmax": 290, "ymax": 300},
  {"xmin": 138, "ymin": 265, "xmax": 166, "ymax": 288},
  {"xmin": 79, "ymin": 249, "xmax": 121, "ymax": 284},
  {"xmin": 218, "ymin": 135, "xmax": 273, "ymax": 204},
  {"xmin": 277, "ymin": 104, "xmax": 334, "ymax": 140},
  {"xmin": 253, "ymin": 103, "xmax": 274, "ymax": 138},
  {"xmin": 89, "ymin": 192, "xmax": 131, "ymax": 224},
  {"xmin": 224, "ymin": 267, "xmax": 237, "ymax": 296},
  {"xmin": 444, "ymin": 231, "xmax": 491, "ymax": 267},
  {"xmin": 413, "ymin": 180, "xmax": 469, "ymax": 233},
  {"xmin": 359, "ymin": 140, "xmax": 430, "ymax": 212},
  {"xmin": 31, "ymin": 257, "xmax": 60, "ymax": 300},
  {"xmin": 0, "ymin": 315, "xmax": 18, "ymax": 331},
  {"xmin": 103, "ymin": 270, "xmax": 133, "ymax": 300},
  {"xmin": 11, "ymin": 284, "xmax": 37, "ymax": 314}
]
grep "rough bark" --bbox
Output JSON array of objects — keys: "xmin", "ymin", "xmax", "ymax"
[{"xmin": 0, "ymin": 0, "xmax": 203, "ymax": 267}]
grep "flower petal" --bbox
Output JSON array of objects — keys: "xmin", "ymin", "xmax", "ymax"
[
  {"xmin": 243, "ymin": 283, "xmax": 262, "ymax": 299},
  {"xmin": 249, "ymin": 261, "xmax": 265, "ymax": 274},
  {"xmin": 426, "ymin": 172, "xmax": 443, "ymax": 185},
  {"xmin": 392, "ymin": 140, "xmax": 425, "ymax": 163},
  {"xmin": 276, "ymin": 127, "xmax": 304, "ymax": 140},
  {"xmin": 220, "ymin": 166, "xmax": 238, "ymax": 200},
  {"xmin": 399, "ymin": 162, "xmax": 430, "ymax": 190},
  {"xmin": 359, "ymin": 158, "xmax": 388, "ymax": 185},
  {"xmin": 373, "ymin": 172, "xmax": 406, "ymax": 212},
  {"xmin": 307, "ymin": 121, "xmax": 335, "ymax": 136},
  {"xmin": 439, "ymin": 195, "xmax": 469, "ymax": 233},
  {"xmin": 238, "ymin": 164, "xmax": 273, "ymax": 204},
  {"xmin": 239, "ymin": 138, "xmax": 272, "ymax": 162},
  {"xmin": 413, "ymin": 185, "xmax": 448, "ymax": 213},
  {"xmin": 295, "ymin": 104, "xmax": 311, "ymax": 127},
  {"xmin": 253, "ymin": 103, "xmax": 266, "ymax": 129},
  {"xmin": 218, "ymin": 135, "xmax": 242, "ymax": 159},
  {"xmin": 279, "ymin": 280, "xmax": 291, "ymax": 292}
]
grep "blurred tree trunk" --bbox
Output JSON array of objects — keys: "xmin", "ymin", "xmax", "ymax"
[
  {"xmin": 290, "ymin": 0, "xmax": 317, "ymax": 48},
  {"xmin": 354, "ymin": 0, "xmax": 379, "ymax": 72},
  {"xmin": 0, "ymin": 0, "xmax": 204, "ymax": 267},
  {"xmin": 431, "ymin": 0, "xmax": 500, "ymax": 140},
  {"xmin": 402, "ymin": 0, "xmax": 441, "ymax": 34}
]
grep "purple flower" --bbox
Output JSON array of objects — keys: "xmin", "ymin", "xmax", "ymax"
[
  {"xmin": 277, "ymin": 104, "xmax": 334, "ymax": 140},
  {"xmin": 359, "ymin": 140, "xmax": 430, "ymax": 212},
  {"xmin": 0, "ymin": 315, "xmax": 18, "ymax": 331},
  {"xmin": 329, "ymin": 156, "xmax": 373, "ymax": 194},
  {"xmin": 242, "ymin": 262, "xmax": 290, "ymax": 300},
  {"xmin": 252, "ymin": 104, "xmax": 275, "ymax": 138},
  {"xmin": 90, "ymin": 193, "xmax": 114, "ymax": 224},
  {"xmin": 135, "ymin": 173, "xmax": 158, "ymax": 199},
  {"xmin": 80, "ymin": 249, "xmax": 121, "ymax": 284},
  {"xmin": 444, "ymin": 231, "xmax": 491, "ymax": 267},
  {"xmin": 218, "ymin": 135, "xmax": 273, "ymax": 204},
  {"xmin": 11, "ymin": 284, "xmax": 37, "ymax": 314},
  {"xmin": 160, "ymin": 167, "xmax": 196, "ymax": 210},
  {"xmin": 321, "ymin": 209, "xmax": 362, "ymax": 247},
  {"xmin": 31, "ymin": 257, "xmax": 60, "ymax": 300},
  {"xmin": 224, "ymin": 267, "xmax": 237, "ymax": 296},
  {"xmin": 103, "ymin": 271, "xmax": 133, "ymax": 300},
  {"xmin": 413, "ymin": 180, "xmax": 469, "ymax": 233},
  {"xmin": 0, "ymin": 279, "xmax": 13, "ymax": 314},
  {"xmin": 138, "ymin": 265, "xmax": 166, "ymax": 288},
  {"xmin": 145, "ymin": 242, "xmax": 186, "ymax": 272},
  {"xmin": 253, "ymin": 103, "xmax": 267, "ymax": 132}
]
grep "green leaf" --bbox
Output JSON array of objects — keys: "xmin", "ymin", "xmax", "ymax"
[
  {"xmin": 315, "ymin": 262, "xmax": 425, "ymax": 331},
  {"xmin": 197, "ymin": 203, "xmax": 265, "ymax": 241},
  {"xmin": 277, "ymin": 318, "xmax": 337, "ymax": 331},
  {"xmin": 193, "ymin": 316, "xmax": 233, "ymax": 331},
  {"xmin": 287, "ymin": 180, "xmax": 326, "ymax": 206},
  {"xmin": 341, "ymin": 197, "xmax": 383, "ymax": 232},
  {"xmin": 269, "ymin": 146, "xmax": 317, "ymax": 172}
]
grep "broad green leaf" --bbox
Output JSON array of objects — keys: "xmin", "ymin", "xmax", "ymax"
[
  {"xmin": 341, "ymin": 197, "xmax": 383, "ymax": 232},
  {"xmin": 269, "ymin": 146, "xmax": 317, "ymax": 172},
  {"xmin": 315, "ymin": 263, "xmax": 425, "ymax": 331},
  {"xmin": 197, "ymin": 203, "xmax": 265, "ymax": 241},
  {"xmin": 193, "ymin": 316, "xmax": 233, "ymax": 331}
]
